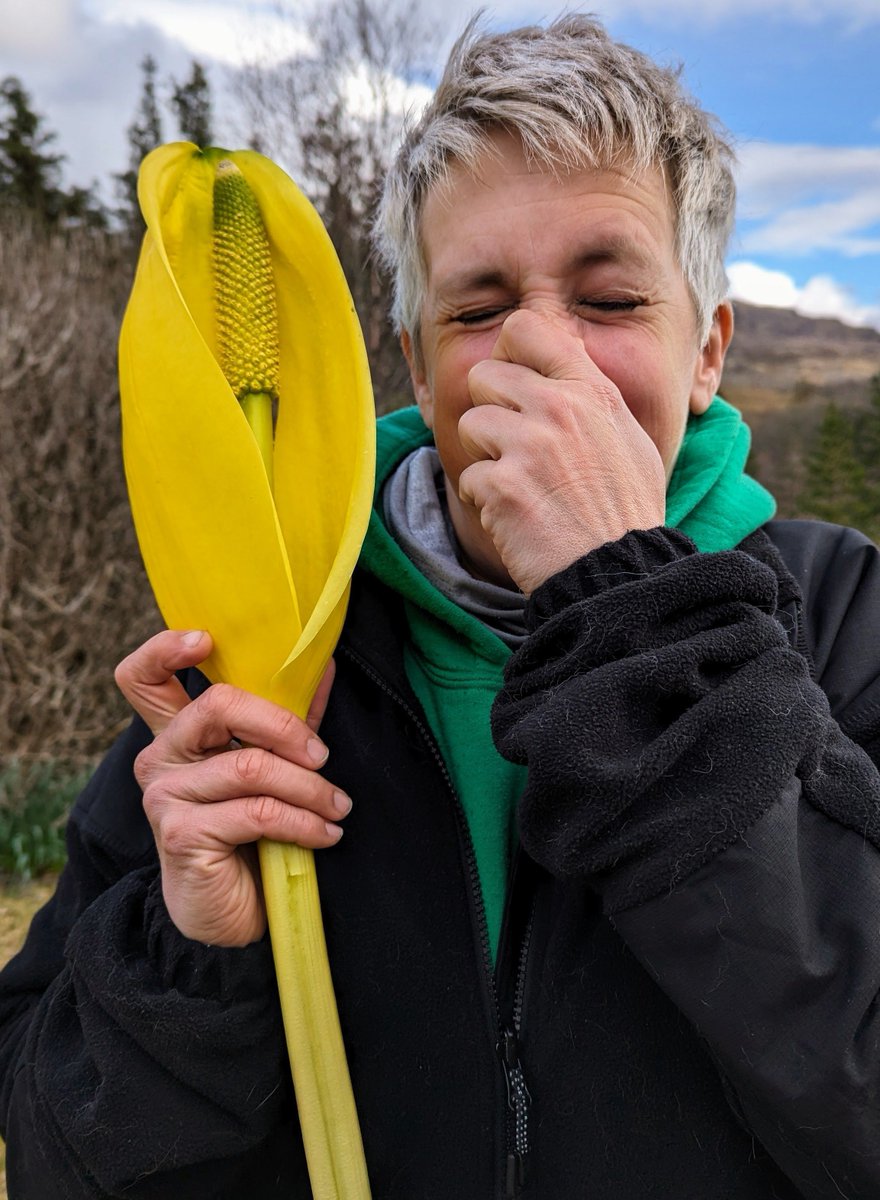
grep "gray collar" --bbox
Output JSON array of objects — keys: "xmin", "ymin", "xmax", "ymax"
[{"xmin": 382, "ymin": 446, "xmax": 528, "ymax": 649}]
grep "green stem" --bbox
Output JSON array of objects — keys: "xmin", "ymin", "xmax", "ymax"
[{"xmin": 241, "ymin": 391, "xmax": 275, "ymax": 494}]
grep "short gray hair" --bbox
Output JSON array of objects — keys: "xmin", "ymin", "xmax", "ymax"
[{"xmin": 374, "ymin": 13, "xmax": 736, "ymax": 346}]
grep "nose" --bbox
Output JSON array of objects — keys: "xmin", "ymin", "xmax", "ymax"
[
  {"xmin": 502, "ymin": 301, "xmax": 591, "ymax": 351},
  {"xmin": 525, "ymin": 297, "xmax": 575, "ymax": 324}
]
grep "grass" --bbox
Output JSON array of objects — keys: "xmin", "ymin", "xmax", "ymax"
[{"xmin": 0, "ymin": 761, "xmax": 89, "ymax": 883}]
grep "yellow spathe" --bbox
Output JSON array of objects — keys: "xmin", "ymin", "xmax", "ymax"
[{"xmin": 118, "ymin": 141, "xmax": 374, "ymax": 1199}]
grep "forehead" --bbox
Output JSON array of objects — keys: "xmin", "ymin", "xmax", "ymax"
[{"xmin": 419, "ymin": 132, "xmax": 676, "ymax": 285}]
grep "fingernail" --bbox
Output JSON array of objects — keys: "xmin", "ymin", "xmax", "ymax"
[
  {"xmin": 307, "ymin": 737, "xmax": 329, "ymax": 766},
  {"xmin": 182, "ymin": 630, "xmax": 204, "ymax": 646},
  {"xmin": 332, "ymin": 791, "xmax": 352, "ymax": 817},
  {"xmin": 325, "ymin": 822, "xmax": 344, "ymax": 841}
]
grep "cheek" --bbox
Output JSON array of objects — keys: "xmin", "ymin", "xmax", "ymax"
[
  {"xmin": 429, "ymin": 337, "xmax": 496, "ymax": 456},
  {"xmin": 586, "ymin": 331, "xmax": 690, "ymax": 465},
  {"xmin": 624, "ymin": 384, "xmax": 690, "ymax": 470}
]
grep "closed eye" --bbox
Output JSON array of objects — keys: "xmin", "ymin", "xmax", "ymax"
[
  {"xmin": 578, "ymin": 299, "xmax": 640, "ymax": 313},
  {"xmin": 454, "ymin": 306, "xmax": 514, "ymax": 325},
  {"xmin": 453, "ymin": 298, "xmax": 640, "ymax": 324}
]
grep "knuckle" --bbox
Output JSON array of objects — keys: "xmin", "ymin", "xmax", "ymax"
[
  {"xmin": 199, "ymin": 681, "xmax": 237, "ymax": 717},
  {"xmin": 140, "ymin": 785, "xmax": 160, "ymax": 823},
  {"xmin": 244, "ymin": 792, "xmax": 285, "ymax": 829},
  {"xmin": 156, "ymin": 809, "xmax": 194, "ymax": 859},
  {"xmin": 134, "ymin": 743, "xmax": 157, "ymax": 789},
  {"xmin": 232, "ymin": 746, "xmax": 268, "ymax": 789},
  {"xmin": 113, "ymin": 658, "xmax": 131, "ymax": 692},
  {"xmin": 269, "ymin": 705, "xmax": 301, "ymax": 745},
  {"xmin": 194, "ymin": 683, "xmax": 243, "ymax": 741},
  {"xmin": 594, "ymin": 378, "xmax": 622, "ymax": 410},
  {"xmin": 492, "ymin": 459, "xmax": 517, "ymax": 494},
  {"xmin": 141, "ymin": 776, "xmax": 174, "ymax": 829}
]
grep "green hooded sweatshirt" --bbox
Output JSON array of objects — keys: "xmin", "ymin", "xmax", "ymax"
[{"xmin": 359, "ymin": 397, "xmax": 775, "ymax": 961}]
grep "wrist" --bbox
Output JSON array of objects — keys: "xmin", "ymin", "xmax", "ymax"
[{"xmin": 525, "ymin": 526, "xmax": 698, "ymax": 626}]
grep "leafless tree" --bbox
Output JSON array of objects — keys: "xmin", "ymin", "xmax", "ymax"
[
  {"xmin": 234, "ymin": 0, "xmax": 441, "ymax": 411},
  {"xmin": 0, "ymin": 215, "xmax": 159, "ymax": 768}
]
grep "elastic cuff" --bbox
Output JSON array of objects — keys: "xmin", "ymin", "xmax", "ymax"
[
  {"xmin": 143, "ymin": 872, "xmax": 275, "ymax": 1003},
  {"xmin": 526, "ymin": 526, "xmax": 698, "ymax": 624}
]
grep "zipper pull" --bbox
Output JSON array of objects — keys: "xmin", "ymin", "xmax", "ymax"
[
  {"xmin": 499, "ymin": 1027, "xmax": 531, "ymax": 1197},
  {"xmin": 505, "ymin": 1151, "xmax": 526, "ymax": 1197}
]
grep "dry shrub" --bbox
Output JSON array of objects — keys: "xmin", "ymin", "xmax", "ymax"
[{"xmin": 0, "ymin": 214, "xmax": 160, "ymax": 769}]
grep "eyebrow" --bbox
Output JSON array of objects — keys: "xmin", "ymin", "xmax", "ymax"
[{"xmin": 434, "ymin": 238, "xmax": 655, "ymax": 302}]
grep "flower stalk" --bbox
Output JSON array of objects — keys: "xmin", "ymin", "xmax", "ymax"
[{"xmin": 118, "ymin": 142, "xmax": 375, "ymax": 1198}]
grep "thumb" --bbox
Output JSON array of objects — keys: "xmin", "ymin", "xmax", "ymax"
[
  {"xmin": 115, "ymin": 629, "xmax": 213, "ymax": 735},
  {"xmin": 490, "ymin": 308, "xmax": 591, "ymax": 380}
]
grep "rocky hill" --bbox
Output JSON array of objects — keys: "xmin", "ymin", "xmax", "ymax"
[{"xmin": 723, "ymin": 301, "xmax": 880, "ymax": 414}]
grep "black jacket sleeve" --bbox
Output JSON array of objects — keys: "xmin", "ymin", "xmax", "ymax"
[
  {"xmin": 492, "ymin": 523, "xmax": 880, "ymax": 1199},
  {"xmin": 0, "ymin": 711, "xmax": 301, "ymax": 1199}
]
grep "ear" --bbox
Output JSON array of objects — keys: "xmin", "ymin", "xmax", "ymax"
[
  {"xmin": 400, "ymin": 328, "xmax": 434, "ymax": 430},
  {"xmin": 690, "ymin": 301, "xmax": 734, "ymax": 416}
]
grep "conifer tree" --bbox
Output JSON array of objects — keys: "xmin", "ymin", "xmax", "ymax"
[
  {"xmin": 0, "ymin": 77, "xmax": 105, "ymax": 228},
  {"xmin": 801, "ymin": 403, "xmax": 871, "ymax": 530},
  {"xmin": 170, "ymin": 60, "xmax": 213, "ymax": 147},
  {"xmin": 854, "ymin": 373, "xmax": 880, "ymax": 541},
  {"xmin": 234, "ymin": 0, "xmax": 440, "ymax": 410},
  {"xmin": 0, "ymin": 76, "xmax": 65, "ymax": 221},
  {"xmin": 116, "ymin": 55, "xmax": 164, "ymax": 239}
]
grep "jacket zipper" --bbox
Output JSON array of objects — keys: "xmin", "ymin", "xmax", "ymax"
[
  {"xmin": 498, "ymin": 858, "xmax": 536, "ymax": 1197},
  {"xmin": 338, "ymin": 644, "xmax": 534, "ymax": 1198}
]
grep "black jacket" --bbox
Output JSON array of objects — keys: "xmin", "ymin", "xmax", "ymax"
[{"xmin": 2, "ymin": 520, "xmax": 880, "ymax": 1199}]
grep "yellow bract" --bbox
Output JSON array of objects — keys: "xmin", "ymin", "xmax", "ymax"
[
  {"xmin": 119, "ymin": 142, "xmax": 375, "ymax": 720},
  {"xmin": 118, "ymin": 141, "xmax": 375, "ymax": 1199}
]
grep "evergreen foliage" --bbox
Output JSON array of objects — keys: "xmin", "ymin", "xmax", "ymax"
[
  {"xmin": 0, "ymin": 76, "xmax": 63, "ymax": 217},
  {"xmin": 801, "ymin": 402, "xmax": 875, "ymax": 534},
  {"xmin": 170, "ymin": 60, "xmax": 213, "ymax": 147},
  {"xmin": 0, "ymin": 76, "xmax": 105, "ymax": 227},
  {"xmin": 854, "ymin": 373, "xmax": 880, "ymax": 542},
  {"xmin": 115, "ymin": 55, "xmax": 164, "ymax": 239}
]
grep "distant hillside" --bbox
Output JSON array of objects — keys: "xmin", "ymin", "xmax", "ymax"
[
  {"xmin": 721, "ymin": 302, "xmax": 880, "ymax": 515},
  {"xmin": 724, "ymin": 301, "xmax": 880, "ymax": 414}
]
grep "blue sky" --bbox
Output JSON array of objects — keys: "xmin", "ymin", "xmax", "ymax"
[
  {"xmin": 612, "ymin": 6, "xmax": 880, "ymax": 326},
  {"xmin": 1, "ymin": 0, "xmax": 878, "ymax": 328}
]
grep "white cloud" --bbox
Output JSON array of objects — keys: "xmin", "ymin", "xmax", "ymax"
[
  {"xmin": 727, "ymin": 262, "xmax": 800, "ymax": 308},
  {"xmin": 341, "ymin": 63, "xmax": 433, "ymax": 122},
  {"xmin": 0, "ymin": 3, "xmax": 197, "ymax": 195},
  {"xmin": 735, "ymin": 143, "xmax": 880, "ymax": 258},
  {"xmin": 736, "ymin": 144, "xmax": 880, "ymax": 215},
  {"xmin": 0, "ymin": 0, "xmax": 75, "ymax": 56},
  {"xmin": 582, "ymin": 0, "xmax": 880, "ymax": 26},
  {"xmin": 92, "ymin": 0, "xmax": 312, "ymax": 66},
  {"xmin": 728, "ymin": 261, "xmax": 880, "ymax": 330}
]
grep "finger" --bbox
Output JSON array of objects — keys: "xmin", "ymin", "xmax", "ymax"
[
  {"xmin": 143, "ymin": 745, "xmax": 351, "ymax": 824},
  {"xmin": 458, "ymin": 401, "xmax": 521, "ymax": 461},
  {"xmin": 115, "ymin": 629, "xmax": 213, "ymax": 736},
  {"xmin": 140, "ymin": 682, "xmax": 331, "ymax": 773},
  {"xmin": 467, "ymin": 358, "xmax": 532, "ymax": 412},
  {"xmin": 305, "ymin": 658, "xmax": 336, "ymax": 733},
  {"xmin": 492, "ymin": 308, "xmax": 599, "ymax": 383},
  {"xmin": 458, "ymin": 458, "xmax": 496, "ymax": 513},
  {"xmin": 154, "ymin": 790, "xmax": 345, "ymax": 858}
]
